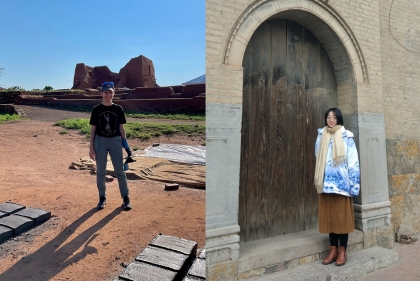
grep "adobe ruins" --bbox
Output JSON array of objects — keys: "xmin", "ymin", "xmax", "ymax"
[{"xmin": 72, "ymin": 55, "xmax": 157, "ymax": 90}]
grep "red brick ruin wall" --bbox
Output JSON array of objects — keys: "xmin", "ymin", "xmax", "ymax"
[{"xmin": 72, "ymin": 55, "xmax": 157, "ymax": 90}]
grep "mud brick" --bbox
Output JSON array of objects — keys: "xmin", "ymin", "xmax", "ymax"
[
  {"xmin": 0, "ymin": 225, "xmax": 13, "ymax": 243},
  {"xmin": 15, "ymin": 208, "xmax": 51, "ymax": 225},
  {"xmin": 0, "ymin": 211, "xmax": 8, "ymax": 219},
  {"xmin": 135, "ymin": 246, "xmax": 189, "ymax": 272},
  {"xmin": 183, "ymin": 276, "xmax": 203, "ymax": 281},
  {"xmin": 119, "ymin": 261, "xmax": 177, "ymax": 281},
  {"xmin": 198, "ymin": 248, "xmax": 206, "ymax": 259},
  {"xmin": 0, "ymin": 214, "xmax": 34, "ymax": 236},
  {"xmin": 0, "ymin": 202, "xmax": 25, "ymax": 214},
  {"xmin": 150, "ymin": 234, "xmax": 198, "ymax": 256},
  {"xmin": 105, "ymin": 175, "xmax": 114, "ymax": 182},
  {"xmin": 165, "ymin": 184, "xmax": 179, "ymax": 191},
  {"xmin": 187, "ymin": 258, "xmax": 206, "ymax": 279}
]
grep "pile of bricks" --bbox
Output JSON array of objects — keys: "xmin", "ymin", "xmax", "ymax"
[
  {"xmin": 115, "ymin": 233, "xmax": 205, "ymax": 281},
  {"xmin": 0, "ymin": 202, "xmax": 51, "ymax": 244}
]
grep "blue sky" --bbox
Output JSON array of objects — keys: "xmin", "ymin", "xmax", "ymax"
[{"xmin": 0, "ymin": 0, "xmax": 205, "ymax": 89}]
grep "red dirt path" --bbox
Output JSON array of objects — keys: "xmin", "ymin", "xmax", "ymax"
[{"xmin": 0, "ymin": 106, "xmax": 205, "ymax": 281}]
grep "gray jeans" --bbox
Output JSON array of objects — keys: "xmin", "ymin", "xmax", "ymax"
[{"xmin": 94, "ymin": 135, "xmax": 129, "ymax": 198}]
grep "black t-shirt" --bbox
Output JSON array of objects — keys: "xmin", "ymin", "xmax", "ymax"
[{"xmin": 89, "ymin": 103, "xmax": 127, "ymax": 137}]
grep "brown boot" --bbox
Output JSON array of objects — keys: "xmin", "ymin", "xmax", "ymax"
[
  {"xmin": 322, "ymin": 246, "xmax": 338, "ymax": 265},
  {"xmin": 335, "ymin": 246, "xmax": 347, "ymax": 266}
]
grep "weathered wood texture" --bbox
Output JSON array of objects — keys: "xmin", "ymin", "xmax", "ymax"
[{"xmin": 240, "ymin": 19, "xmax": 337, "ymax": 242}]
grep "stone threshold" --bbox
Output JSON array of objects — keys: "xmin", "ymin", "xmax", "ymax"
[
  {"xmin": 238, "ymin": 228, "xmax": 364, "ymax": 279},
  {"xmin": 243, "ymin": 246, "xmax": 398, "ymax": 281}
]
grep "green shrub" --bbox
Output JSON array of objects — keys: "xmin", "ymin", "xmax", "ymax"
[
  {"xmin": 54, "ymin": 118, "xmax": 205, "ymax": 141},
  {"xmin": 0, "ymin": 114, "xmax": 20, "ymax": 123}
]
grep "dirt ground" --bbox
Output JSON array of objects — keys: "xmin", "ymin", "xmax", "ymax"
[{"xmin": 0, "ymin": 105, "xmax": 206, "ymax": 281}]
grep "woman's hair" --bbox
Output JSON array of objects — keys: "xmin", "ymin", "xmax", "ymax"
[{"xmin": 324, "ymin": 108, "xmax": 344, "ymax": 126}]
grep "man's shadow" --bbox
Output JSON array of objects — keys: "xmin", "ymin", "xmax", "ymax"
[{"xmin": 0, "ymin": 207, "xmax": 123, "ymax": 281}]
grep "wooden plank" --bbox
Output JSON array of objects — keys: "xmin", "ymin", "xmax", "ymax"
[
  {"xmin": 303, "ymin": 27, "xmax": 321, "ymax": 231},
  {"xmin": 268, "ymin": 19, "xmax": 288, "ymax": 237},
  {"xmin": 285, "ymin": 20, "xmax": 305, "ymax": 234},
  {"xmin": 246, "ymin": 21, "xmax": 271, "ymax": 241}
]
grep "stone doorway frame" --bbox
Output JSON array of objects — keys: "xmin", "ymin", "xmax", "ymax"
[{"xmin": 206, "ymin": 1, "xmax": 392, "ymax": 279}]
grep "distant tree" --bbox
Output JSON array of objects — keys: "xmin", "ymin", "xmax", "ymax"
[{"xmin": 43, "ymin": 85, "xmax": 53, "ymax": 91}]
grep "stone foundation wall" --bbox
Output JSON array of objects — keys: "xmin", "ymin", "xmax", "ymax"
[{"xmin": 386, "ymin": 139, "xmax": 420, "ymax": 236}]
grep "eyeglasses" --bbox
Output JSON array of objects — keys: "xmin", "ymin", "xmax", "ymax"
[
  {"xmin": 102, "ymin": 81, "xmax": 114, "ymax": 87},
  {"xmin": 327, "ymin": 116, "xmax": 337, "ymax": 120}
]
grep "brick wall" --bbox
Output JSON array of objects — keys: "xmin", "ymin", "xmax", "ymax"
[
  {"xmin": 206, "ymin": 0, "xmax": 249, "ymax": 105},
  {"xmin": 380, "ymin": 0, "xmax": 420, "ymax": 139},
  {"xmin": 379, "ymin": 0, "xmax": 420, "ymax": 234}
]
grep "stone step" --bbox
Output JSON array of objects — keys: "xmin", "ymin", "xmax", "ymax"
[
  {"xmin": 244, "ymin": 247, "xmax": 398, "ymax": 281},
  {"xmin": 238, "ymin": 228, "xmax": 364, "ymax": 278}
]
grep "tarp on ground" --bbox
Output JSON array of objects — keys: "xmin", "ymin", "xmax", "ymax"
[
  {"xmin": 136, "ymin": 144, "xmax": 205, "ymax": 165},
  {"xmin": 72, "ymin": 144, "xmax": 206, "ymax": 188}
]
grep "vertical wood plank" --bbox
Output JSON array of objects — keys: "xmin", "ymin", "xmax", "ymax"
[
  {"xmin": 286, "ymin": 21, "xmax": 305, "ymax": 234},
  {"xmin": 246, "ymin": 22, "xmax": 271, "ymax": 241},
  {"xmin": 268, "ymin": 19, "xmax": 287, "ymax": 237},
  {"xmin": 303, "ymin": 27, "xmax": 321, "ymax": 230}
]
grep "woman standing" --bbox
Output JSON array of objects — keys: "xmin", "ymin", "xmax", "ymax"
[{"xmin": 314, "ymin": 108, "xmax": 360, "ymax": 266}]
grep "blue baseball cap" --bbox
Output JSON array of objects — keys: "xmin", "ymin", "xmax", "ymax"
[{"xmin": 101, "ymin": 81, "xmax": 115, "ymax": 92}]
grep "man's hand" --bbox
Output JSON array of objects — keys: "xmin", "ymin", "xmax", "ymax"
[{"xmin": 89, "ymin": 147, "xmax": 96, "ymax": 161}]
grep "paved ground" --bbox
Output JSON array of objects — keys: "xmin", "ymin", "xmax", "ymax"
[{"xmin": 360, "ymin": 241, "xmax": 420, "ymax": 281}]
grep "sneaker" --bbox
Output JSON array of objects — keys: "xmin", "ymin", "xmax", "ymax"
[
  {"xmin": 97, "ymin": 196, "xmax": 106, "ymax": 209},
  {"xmin": 122, "ymin": 196, "xmax": 132, "ymax": 210}
]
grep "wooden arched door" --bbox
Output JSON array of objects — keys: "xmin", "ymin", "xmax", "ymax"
[{"xmin": 239, "ymin": 19, "xmax": 337, "ymax": 242}]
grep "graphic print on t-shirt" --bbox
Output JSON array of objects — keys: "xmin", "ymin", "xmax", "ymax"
[{"xmin": 99, "ymin": 111, "xmax": 118, "ymax": 136}]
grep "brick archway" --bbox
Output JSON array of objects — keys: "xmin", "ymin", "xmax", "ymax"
[{"xmin": 222, "ymin": 0, "xmax": 368, "ymax": 84}]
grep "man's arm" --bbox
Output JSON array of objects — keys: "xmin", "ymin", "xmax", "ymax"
[
  {"xmin": 89, "ymin": 125, "xmax": 96, "ymax": 160},
  {"xmin": 120, "ymin": 124, "xmax": 127, "ymax": 139}
]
